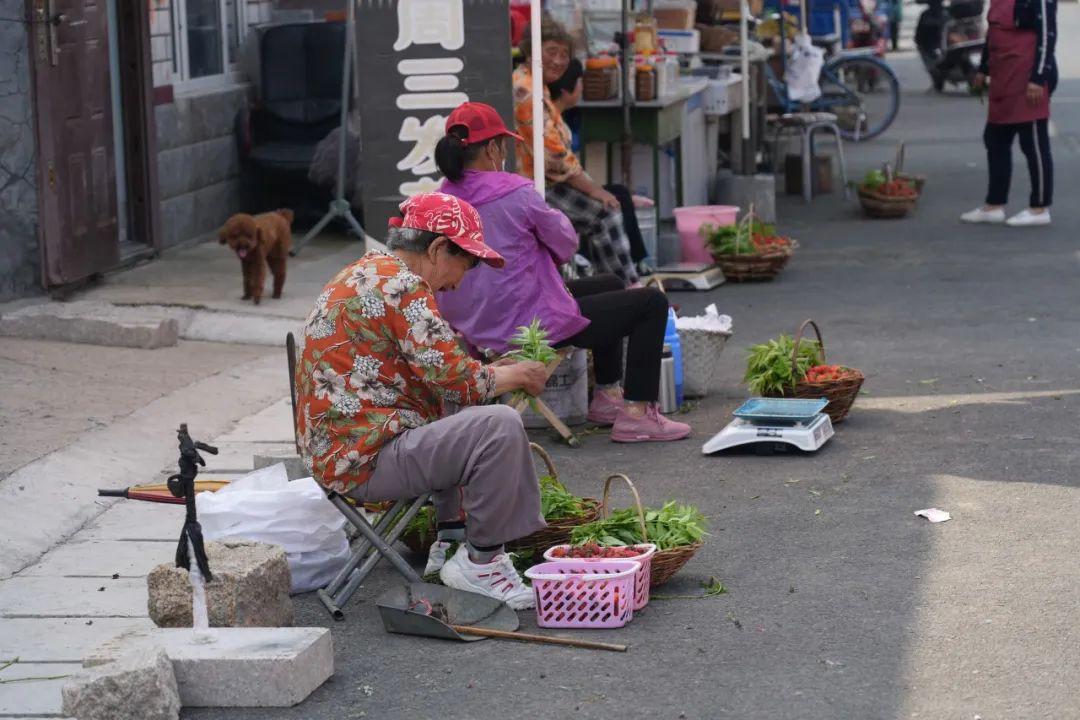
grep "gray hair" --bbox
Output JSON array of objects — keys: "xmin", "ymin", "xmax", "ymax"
[{"xmin": 386, "ymin": 225, "xmax": 470, "ymax": 258}]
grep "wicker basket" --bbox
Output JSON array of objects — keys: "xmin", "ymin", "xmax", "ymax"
[
  {"xmin": 712, "ymin": 240, "xmax": 798, "ymax": 282},
  {"xmin": 763, "ymin": 319, "xmax": 865, "ymax": 424},
  {"xmin": 601, "ymin": 474, "xmax": 703, "ymax": 587},
  {"xmin": 506, "ymin": 443, "xmax": 600, "ymax": 555},
  {"xmin": 858, "ymin": 186, "xmax": 916, "ymax": 219}
]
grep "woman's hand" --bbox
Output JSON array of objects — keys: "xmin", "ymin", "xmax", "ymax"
[
  {"xmin": 492, "ymin": 360, "xmax": 548, "ymax": 396},
  {"xmin": 972, "ymin": 73, "xmax": 986, "ymax": 90},
  {"xmin": 592, "ymin": 188, "xmax": 621, "ymax": 210},
  {"xmin": 1026, "ymin": 82, "xmax": 1045, "ymax": 106}
]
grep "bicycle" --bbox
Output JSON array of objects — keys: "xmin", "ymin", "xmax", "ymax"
[{"xmin": 759, "ymin": 13, "xmax": 902, "ymax": 141}]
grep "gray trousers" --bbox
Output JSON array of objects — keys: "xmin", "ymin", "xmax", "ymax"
[{"xmin": 348, "ymin": 405, "xmax": 545, "ymax": 548}]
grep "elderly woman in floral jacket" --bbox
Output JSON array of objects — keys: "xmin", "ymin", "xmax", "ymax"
[{"xmin": 294, "ymin": 193, "xmax": 548, "ymax": 609}]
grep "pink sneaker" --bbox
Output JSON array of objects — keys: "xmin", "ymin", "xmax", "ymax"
[
  {"xmin": 611, "ymin": 404, "xmax": 692, "ymax": 443},
  {"xmin": 587, "ymin": 389, "xmax": 624, "ymax": 425}
]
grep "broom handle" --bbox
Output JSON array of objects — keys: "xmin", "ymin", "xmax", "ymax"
[{"xmin": 449, "ymin": 625, "xmax": 627, "ymax": 652}]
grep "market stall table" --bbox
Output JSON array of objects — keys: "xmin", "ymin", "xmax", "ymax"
[{"xmin": 577, "ymin": 77, "xmax": 710, "ymax": 213}]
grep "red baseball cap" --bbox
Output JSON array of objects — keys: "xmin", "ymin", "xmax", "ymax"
[
  {"xmin": 389, "ymin": 192, "xmax": 505, "ymax": 268},
  {"xmin": 445, "ymin": 102, "xmax": 524, "ymax": 146}
]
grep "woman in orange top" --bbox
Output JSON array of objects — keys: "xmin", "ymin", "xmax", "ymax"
[
  {"xmin": 294, "ymin": 193, "xmax": 548, "ymax": 609},
  {"xmin": 513, "ymin": 15, "xmax": 642, "ymax": 286}
]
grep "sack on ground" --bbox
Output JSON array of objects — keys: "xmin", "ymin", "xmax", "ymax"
[{"xmin": 196, "ymin": 463, "xmax": 349, "ymax": 593}]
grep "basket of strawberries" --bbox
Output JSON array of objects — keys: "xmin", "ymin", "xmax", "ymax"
[
  {"xmin": 747, "ymin": 319, "xmax": 865, "ymax": 424},
  {"xmin": 701, "ymin": 210, "xmax": 798, "ymax": 282},
  {"xmin": 857, "ymin": 168, "xmax": 919, "ymax": 219}
]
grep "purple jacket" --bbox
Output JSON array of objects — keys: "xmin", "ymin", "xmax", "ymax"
[{"xmin": 437, "ymin": 170, "xmax": 587, "ymax": 355}]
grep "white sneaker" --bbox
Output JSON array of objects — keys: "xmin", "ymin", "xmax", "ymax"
[
  {"xmin": 960, "ymin": 206, "xmax": 1006, "ymax": 224},
  {"xmin": 423, "ymin": 540, "xmax": 454, "ymax": 577},
  {"xmin": 1006, "ymin": 209, "xmax": 1051, "ymax": 227},
  {"xmin": 439, "ymin": 546, "xmax": 535, "ymax": 610}
]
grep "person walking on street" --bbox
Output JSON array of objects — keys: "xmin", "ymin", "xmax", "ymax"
[{"xmin": 961, "ymin": 0, "xmax": 1056, "ymax": 227}]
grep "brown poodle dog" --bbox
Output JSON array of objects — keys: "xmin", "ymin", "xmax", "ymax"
[{"xmin": 218, "ymin": 209, "xmax": 294, "ymax": 304}]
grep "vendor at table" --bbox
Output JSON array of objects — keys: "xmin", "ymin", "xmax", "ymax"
[
  {"xmin": 513, "ymin": 15, "xmax": 644, "ymax": 285},
  {"xmin": 434, "ymin": 102, "xmax": 691, "ymax": 444},
  {"xmin": 294, "ymin": 193, "xmax": 548, "ymax": 609}
]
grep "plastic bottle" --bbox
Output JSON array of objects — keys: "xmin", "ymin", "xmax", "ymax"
[{"xmin": 664, "ymin": 307, "xmax": 684, "ymax": 407}]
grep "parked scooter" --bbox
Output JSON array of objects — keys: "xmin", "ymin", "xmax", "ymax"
[{"xmin": 914, "ymin": 0, "xmax": 985, "ymax": 92}]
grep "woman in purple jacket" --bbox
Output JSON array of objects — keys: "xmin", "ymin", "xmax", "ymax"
[{"xmin": 434, "ymin": 103, "xmax": 690, "ymax": 443}]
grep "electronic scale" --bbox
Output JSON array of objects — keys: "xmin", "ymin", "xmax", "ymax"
[
  {"xmin": 702, "ymin": 398, "xmax": 835, "ymax": 455},
  {"xmin": 650, "ymin": 262, "xmax": 726, "ymax": 291}
]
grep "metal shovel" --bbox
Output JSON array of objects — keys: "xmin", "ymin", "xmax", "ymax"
[{"xmin": 376, "ymin": 583, "xmax": 627, "ymax": 652}]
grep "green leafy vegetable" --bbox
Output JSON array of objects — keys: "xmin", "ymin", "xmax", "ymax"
[
  {"xmin": 861, "ymin": 169, "xmax": 887, "ymax": 191},
  {"xmin": 701, "ymin": 219, "xmax": 775, "ymax": 256},
  {"xmin": 744, "ymin": 334, "xmax": 823, "ymax": 395},
  {"xmin": 506, "ymin": 318, "xmax": 557, "ymax": 410},
  {"xmin": 569, "ymin": 501, "xmax": 707, "ymax": 550},
  {"xmin": 539, "ymin": 474, "xmax": 589, "ymax": 519}
]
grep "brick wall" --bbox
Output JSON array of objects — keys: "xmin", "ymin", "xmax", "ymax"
[{"xmin": 0, "ymin": 1, "xmax": 40, "ymax": 301}]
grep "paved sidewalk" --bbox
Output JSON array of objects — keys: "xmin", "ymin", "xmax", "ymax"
[{"xmin": 0, "ymin": 400, "xmax": 296, "ymax": 716}]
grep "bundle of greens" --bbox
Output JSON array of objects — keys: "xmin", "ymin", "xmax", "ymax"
[
  {"xmin": 505, "ymin": 318, "xmax": 557, "ymax": 410},
  {"xmin": 569, "ymin": 501, "xmax": 707, "ymax": 551},
  {"xmin": 860, "ymin": 169, "xmax": 887, "ymax": 192},
  {"xmin": 744, "ymin": 333, "xmax": 823, "ymax": 395},
  {"xmin": 701, "ymin": 218, "xmax": 777, "ymax": 256}
]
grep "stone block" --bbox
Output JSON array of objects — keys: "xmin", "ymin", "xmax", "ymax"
[
  {"xmin": 253, "ymin": 451, "xmax": 308, "ymax": 480},
  {"xmin": 62, "ymin": 646, "xmax": 180, "ymax": 720},
  {"xmin": 86, "ymin": 627, "xmax": 333, "ymax": 708},
  {"xmin": 0, "ymin": 301, "xmax": 179, "ymax": 349},
  {"xmin": 147, "ymin": 540, "xmax": 293, "ymax": 628}
]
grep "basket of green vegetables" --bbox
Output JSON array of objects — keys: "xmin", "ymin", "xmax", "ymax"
[
  {"xmin": 569, "ymin": 474, "xmax": 706, "ymax": 586},
  {"xmin": 399, "ymin": 443, "xmax": 599, "ymax": 555}
]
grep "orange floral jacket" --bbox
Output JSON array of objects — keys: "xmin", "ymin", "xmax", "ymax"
[
  {"xmin": 295, "ymin": 252, "xmax": 496, "ymax": 492},
  {"xmin": 512, "ymin": 65, "xmax": 582, "ymax": 184}
]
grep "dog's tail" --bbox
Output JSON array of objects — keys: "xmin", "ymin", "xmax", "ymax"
[{"xmin": 276, "ymin": 208, "xmax": 295, "ymax": 226}]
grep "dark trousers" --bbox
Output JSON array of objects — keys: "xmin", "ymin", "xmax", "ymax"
[
  {"xmin": 557, "ymin": 274, "xmax": 668, "ymax": 403},
  {"xmin": 985, "ymin": 119, "xmax": 1053, "ymax": 208},
  {"xmin": 604, "ymin": 184, "xmax": 648, "ymax": 263}
]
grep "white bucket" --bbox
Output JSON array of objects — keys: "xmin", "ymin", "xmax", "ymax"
[{"xmin": 635, "ymin": 207, "xmax": 658, "ymax": 262}]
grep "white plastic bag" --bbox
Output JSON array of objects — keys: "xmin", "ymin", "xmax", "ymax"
[
  {"xmin": 786, "ymin": 34, "xmax": 824, "ymax": 103},
  {"xmin": 196, "ymin": 463, "xmax": 349, "ymax": 594}
]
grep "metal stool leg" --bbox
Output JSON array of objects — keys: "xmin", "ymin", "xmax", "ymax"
[
  {"xmin": 801, "ymin": 127, "xmax": 813, "ymax": 204},
  {"xmin": 827, "ymin": 123, "xmax": 850, "ymax": 198}
]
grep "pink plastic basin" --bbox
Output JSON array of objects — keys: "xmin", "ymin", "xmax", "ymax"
[{"xmin": 673, "ymin": 205, "xmax": 739, "ymax": 264}]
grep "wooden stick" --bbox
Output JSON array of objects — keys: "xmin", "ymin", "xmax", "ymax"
[{"xmin": 449, "ymin": 625, "xmax": 628, "ymax": 652}]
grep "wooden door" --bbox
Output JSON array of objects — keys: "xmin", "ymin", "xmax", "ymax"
[{"xmin": 31, "ymin": 0, "xmax": 120, "ymax": 286}]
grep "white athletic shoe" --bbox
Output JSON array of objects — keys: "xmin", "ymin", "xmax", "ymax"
[
  {"xmin": 960, "ymin": 206, "xmax": 1006, "ymax": 224},
  {"xmin": 1006, "ymin": 209, "xmax": 1051, "ymax": 227},
  {"xmin": 423, "ymin": 540, "xmax": 454, "ymax": 577},
  {"xmin": 439, "ymin": 546, "xmax": 535, "ymax": 610}
]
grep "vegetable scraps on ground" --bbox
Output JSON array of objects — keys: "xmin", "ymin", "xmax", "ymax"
[
  {"xmin": 744, "ymin": 334, "xmax": 823, "ymax": 395},
  {"xmin": 569, "ymin": 501, "xmax": 707, "ymax": 551},
  {"xmin": 506, "ymin": 318, "xmax": 557, "ymax": 410}
]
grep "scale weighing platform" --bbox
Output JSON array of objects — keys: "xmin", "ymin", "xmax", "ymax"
[
  {"xmin": 650, "ymin": 262, "xmax": 726, "ymax": 291},
  {"xmin": 703, "ymin": 398, "xmax": 834, "ymax": 455}
]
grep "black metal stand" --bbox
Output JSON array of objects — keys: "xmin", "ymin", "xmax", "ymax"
[
  {"xmin": 291, "ymin": 0, "xmax": 366, "ymax": 256},
  {"xmin": 169, "ymin": 423, "xmax": 219, "ymax": 581}
]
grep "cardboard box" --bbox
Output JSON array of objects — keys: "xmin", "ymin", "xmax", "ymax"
[
  {"xmin": 653, "ymin": 4, "xmax": 697, "ymax": 29},
  {"xmin": 697, "ymin": 23, "xmax": 739, "ymax": 52},
  {"xmin": 698, "ymin": 0, "xmax": 764, "ymax": 23}
]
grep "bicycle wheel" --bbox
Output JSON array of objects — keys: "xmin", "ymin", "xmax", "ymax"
[{"xmin": 817, "ymin": 55, "xmax": 901, "ymax": 141}]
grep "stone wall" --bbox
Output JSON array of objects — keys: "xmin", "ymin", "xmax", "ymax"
[
  {"xmin": 0, "ymin": 5, "xmax": 40, "ymax": 302},
  {"xmin": 155, "ymin": 87, "xmax": 248, "ymax": 248}
]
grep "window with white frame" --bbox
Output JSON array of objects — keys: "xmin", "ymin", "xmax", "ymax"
[{"xmin": 150, "ymin": 0, "xmax": 273, "ymax": 90}]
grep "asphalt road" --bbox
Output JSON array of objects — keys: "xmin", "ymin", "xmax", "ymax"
[{"xmin": 188, "ymin": 13, "xmax": 1080, "ymax": 720}]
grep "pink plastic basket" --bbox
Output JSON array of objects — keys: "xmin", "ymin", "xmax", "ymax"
[
  {"xmin": 673, "ymin": 205, "xmax": 739, "ymax": 264},
  {"xmin": 543, "ymin": 544, "xmax": 657, "ymax": 611},
  {"xmin": 524, "ymin": 560, "xmax": 639, "ymax": 629}
]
